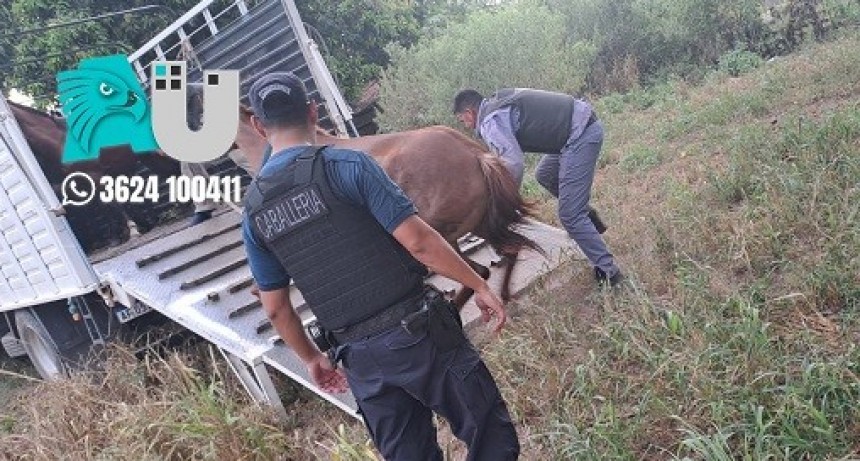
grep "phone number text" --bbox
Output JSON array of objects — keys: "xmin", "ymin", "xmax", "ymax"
[{"xmin": 99, "ymin": 176, "xmax": 242, "ymax": 204}]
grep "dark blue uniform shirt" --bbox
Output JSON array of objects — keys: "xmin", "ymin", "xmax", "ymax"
[{"xmin": 242, "ymin": 145, "xmax": 417, "ymax": 291}]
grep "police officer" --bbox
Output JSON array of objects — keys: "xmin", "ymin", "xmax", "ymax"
[
  {"xmin": 243, "ymin": 72, "xmax": 520, "ymax": 460},
  {"xmin": 453, "ymin": 88, "xmax": 624, "ymax": 288}
]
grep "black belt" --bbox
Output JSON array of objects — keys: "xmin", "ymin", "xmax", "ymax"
[{"xmin": 331, "ymin": 288, "xmax": 426, "ymax": 344}]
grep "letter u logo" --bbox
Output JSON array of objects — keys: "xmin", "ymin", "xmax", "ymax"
[{"xmin": 150, "ymin": 61, "xmax": 239, "ymax": 162}]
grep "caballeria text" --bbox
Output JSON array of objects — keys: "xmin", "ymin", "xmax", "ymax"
[{"xmin": 98, "ymin": 175, "xmax": 242, "ymax": 204}]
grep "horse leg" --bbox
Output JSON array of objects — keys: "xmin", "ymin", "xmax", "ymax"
[
  {"xmin": 451, "ymin": 245, "xmax": 491, "ymax": 308},
  {"xmin": 498, "ymin": 249, "xmax": 520, "ymax": 302}
]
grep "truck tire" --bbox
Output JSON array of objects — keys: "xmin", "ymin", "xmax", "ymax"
[{"xmin": 15, "ymin": 309, "xmax": 67, "ymax": 380}]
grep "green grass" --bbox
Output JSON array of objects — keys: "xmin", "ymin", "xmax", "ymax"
[
  {"xmin": 619, "ymin": 145, "xmax": 663, "ymax": 172},
  {"xmin": 492, "ymin": 31, "xmax": 860, "ymax": 460}
]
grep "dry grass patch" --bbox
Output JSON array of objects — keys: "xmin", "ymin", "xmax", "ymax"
[
  {"xmin": 508, "ymin": 31, "xmax": 860, "ymax": 459},
  {"xmin": 0, "ymin": 344, "xmax": 365, "ymax": 460}
]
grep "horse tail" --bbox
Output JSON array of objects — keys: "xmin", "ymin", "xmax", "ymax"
[{"xmin": 474, "ymin": 152, "xmax": 544, "ymax": 256}]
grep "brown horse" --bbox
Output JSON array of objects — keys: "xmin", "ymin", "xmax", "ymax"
[
  {"xmin": 8, "ymin": 101, "xmax": 179, "ymax": 178},
  {"xmin": 235, "ymin": 107, "xmax": 541, "ymax": 303},
  {"xmin": 8, "ymin": 101, "xmax": 181, "ymax": 253}
]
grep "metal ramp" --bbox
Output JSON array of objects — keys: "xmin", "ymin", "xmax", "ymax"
[
  {"xmin": 92, "ymin": 209, "xmax": 576, "ymax": 417},
  {"xmin": 92, "ymin": 210, "xmax": 355, "ymax": 416}
]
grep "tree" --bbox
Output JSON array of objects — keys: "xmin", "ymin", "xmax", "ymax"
[
  {"xmin": 0, "ymin": 4, "xmax": 16, "ymax": 92},
  {"xmin": 3, "ymin": 0, "xmax": 198, "ymax": 106},
  {"xmin": 2, "ymin": 0, "xmax": 435, "ymax": 105},
  {"xmin": 296, "ymin": 0, "xmax": 421, "ymax": 101}
]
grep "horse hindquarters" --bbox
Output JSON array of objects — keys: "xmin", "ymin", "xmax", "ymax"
[
  {"xmin": 473, "ymin": 152, "xmax": 540, "ymax": 254},
  {"xmin": 472, "ymin": 151, "xmax": 543, "ymax": 301}
]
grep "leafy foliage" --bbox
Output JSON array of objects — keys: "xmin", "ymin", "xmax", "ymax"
[
  {"xmin": 297, "ymin": 0, "xmax": 422, "ymax": 101},
  {"xmin": 380, "ymin": 0, "xmax": 860, "ymax": 127},
  {"xmin": 718, "ymin": 48, "xmax": 765, "ymax": 77},
  {"xmin": 1, "ymin": 0, "xmax": 440, "ymax": 104},
  {"xmin": 299, "ymin": 0, "xmax": 500, "ymax": 100},
  {"xmin": 3, "ymin": 0, "xmax": 199, "ymax": 105},
  {"xmin": 0, "ymin": 4, "xmax": 14, "ymax": 90},
  {"xmin": 379, "ymin": 3, "xmax": 596, "ymax": 131}
]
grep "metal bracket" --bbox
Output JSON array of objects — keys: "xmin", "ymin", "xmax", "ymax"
[
  {"xmin": 96, "ymin": 282, "xmax": 116, "ymax": 308},
  {"xmin": 219, "ymin": 347, "xmax": 288, "ymax": 419}
]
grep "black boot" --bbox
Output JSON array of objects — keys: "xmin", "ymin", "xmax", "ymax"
[{"xmin": 594, "ymin": 267, "xmax": 625, "ymax": 288}]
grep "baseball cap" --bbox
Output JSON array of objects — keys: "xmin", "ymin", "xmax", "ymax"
[{"xmin": 248, "ymin": 72, "xmax": 309, "ymax": 124}]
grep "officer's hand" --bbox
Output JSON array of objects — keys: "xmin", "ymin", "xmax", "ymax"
[
  {"xmin": 474, "ymin": 287, "xmax": 507, "ymax": 333},
  {"xmin": 307, "ymin": 353, "xmax": 349, "ymax": 394}
]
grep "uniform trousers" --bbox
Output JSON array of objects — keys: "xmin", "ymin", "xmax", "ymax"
[
  {"xmin": 338, "ymin": 323, "xmax": 519, "ymax": 461},
  {"xmin": 534, "ymin": 120, "xmax": 620, "ymax": 278}
]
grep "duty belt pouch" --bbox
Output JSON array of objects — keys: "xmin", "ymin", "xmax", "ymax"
[{"xmin": 427, "ymin": 295, "xmax": 466, "ymax": 353}]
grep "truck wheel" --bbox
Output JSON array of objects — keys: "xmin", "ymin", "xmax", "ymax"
[{"xmin": 15, "ymin": 310, "xmax": 67, "ymax": 380}]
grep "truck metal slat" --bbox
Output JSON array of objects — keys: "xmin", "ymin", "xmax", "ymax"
[
  {"xmin": 158, "ymin": 240, "xmax": 244, "ymax": 279},
  {"xmin": 255, "ymin": 319, "xmax": 272, "ymax": 335},
  {"xmin": 228, "ymin": 300, "xmax": 262, "ymax": 319},
  {"xmin": 136, "ymin": 223, "xmax": 241, "ymax": 268},
  {"xmin": 195, "ymin": 12, "xmax": 296, "ymax": 69},
  {"xmin": 180, "ymin": 258, "xmax": 247, "ymax": 290},
  {"xmin": 227, "ymin": 277, "xmax": 254, "ymax": 294}
]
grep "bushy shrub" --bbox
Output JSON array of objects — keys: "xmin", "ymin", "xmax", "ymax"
[
  {"xmin": 823, "ymin": 0, "xmax": 860, "ymax": 26},
  {"xmin": 719, "ymin": 49, "xmax": 765, "ymax": 76},
  {"xmin": 298, "ymin": 0, "xmax": 421, "ymax": 101},
  {"xmin": 377, "ymin": 0, "xmax": 859, "ymax": 130},
  {"xmin": 544, "ymin": 0, "xmax": 661, "ymax": 92},
  {"xmin": 378, "ymin": 3, "xmax": 596, "ymax": 131},
  {"xmin": 545, "ymin": 0, "xmax": 769, "ymax": 91}
]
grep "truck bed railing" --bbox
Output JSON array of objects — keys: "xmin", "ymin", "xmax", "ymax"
[{"xmin": 128, "ymin": 0, "xmax": 355, "ymax": 136}]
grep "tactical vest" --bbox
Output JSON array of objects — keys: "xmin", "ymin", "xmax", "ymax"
[
  {"xmin": 478, "ymin": 88, "xmax": 576, "ymax": 152},
  {"xmin": 244, "ymin": 146, "xmax": 426, "ymax": 331}
]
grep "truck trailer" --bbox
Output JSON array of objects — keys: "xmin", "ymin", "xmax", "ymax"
[{"xmin": 0, "ymin": 0, "xmax": 575, "ymax": 418}]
